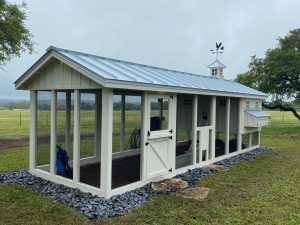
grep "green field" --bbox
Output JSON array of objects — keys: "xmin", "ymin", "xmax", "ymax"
[{"xmin": 0, "ymin": 110, "xmax": 300, "ymax": 224}]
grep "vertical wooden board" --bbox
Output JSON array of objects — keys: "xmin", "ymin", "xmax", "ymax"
[
  {"xmin": 100, "ymin": 88, "xmax": 113, "ymax": 197},
  {"xmin": 141, "ymin": 92, "xmax": 147, "ymax": 182},
  {"xmin": 54, "ymin": 61, "xmax": 63, "ymax": 88},
  {"xmin": 63, "ymin": 63, "xmax": 72, "ymax": 87},
  {"xmin": 73, "ymin": 90, "xmax": 81, "ymax": 183},
  {"xmin": 210, "ymin": 96, "xmax": 216, "ymax": 159},
  {"xmin": 50, "ymin": 90, "xmax": 57, "ymax": 175},
  {"xmin": 170, "ymin": 94, "xmax": 177, "ymax": 172},
  {"xmin": 72, "ymin": 69, "xmax": 81, "ymax": 87},
  {"xmin": 192, "ymin": 95, "xmax": 198, "ymax": 165},
  {"xmin": 29, "ymin": 91, "xmax": 37, "ymax": 170}
]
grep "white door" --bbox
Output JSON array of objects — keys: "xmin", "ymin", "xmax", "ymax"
[
  {"xmin": 197, "ymin": 126, "xmax": 212, "ymax": 162},
  {"xmin": 145, "ymin": 95, "xmax": 174, "ymax": 179}
]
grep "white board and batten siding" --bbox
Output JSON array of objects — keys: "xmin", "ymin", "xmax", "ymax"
[{"xmin": 22, "ymin": 58, "xmax": 102, "ymax": 90}]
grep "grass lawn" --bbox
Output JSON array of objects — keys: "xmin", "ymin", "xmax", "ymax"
[{"xmin": 0, "ymin": 110, "xmax": 300, "ymax": 224}]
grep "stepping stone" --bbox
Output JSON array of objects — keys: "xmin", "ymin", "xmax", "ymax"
[
  {"xmin": 176, "ymin": 187, "xmax": 209, "ymax": 200},
  {"xmin": 151, "ymin": 178, "xmax": 188, "ymax": 192},
  {"xmin": 204, "ymin": 164, "xmax": 229, "ymax": 172}
]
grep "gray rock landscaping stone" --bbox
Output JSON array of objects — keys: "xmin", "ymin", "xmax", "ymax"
[
  {"xmin": 0, "ymin": 146, "xmax": 272, "ymax": 221},
  {"xmin": 176, "ymin": 187, "xmax": 210, "ymax": 200},
  {"xmin": 151, "ymin": 178, "xmax": 188, "ymax": 192}
]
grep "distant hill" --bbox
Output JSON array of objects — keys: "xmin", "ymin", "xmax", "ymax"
[{"xmin": 0, "ymin": 99, "xmax": 30, "ymax": 109}]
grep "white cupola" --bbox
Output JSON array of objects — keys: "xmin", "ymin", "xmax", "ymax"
[{"xmin": 207, "ymin": 59, "xmax": 226, "ymax": 79}]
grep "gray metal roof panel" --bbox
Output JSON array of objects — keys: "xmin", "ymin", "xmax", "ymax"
[
  {"xmin": 46, "ymin": 46, "xmax": 267, "ymax": 97},
  {"xmin": 245, "ymin": 110, "xmax": 270, "ymax": 118}
]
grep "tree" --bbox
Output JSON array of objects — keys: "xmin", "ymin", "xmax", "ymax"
[
  {"xmin": 0, "ymin": 0, "xmax": 34, "ymax": 66},
  {"xmin": 236, "ymin": 28, "xmax": 300, "ymax": 121}
]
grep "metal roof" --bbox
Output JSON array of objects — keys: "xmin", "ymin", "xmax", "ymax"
[
  {"xmin": 207, "ymin": 59, "xmax": 226, "ymax": 68},
  {"xmin": 245, "ymin": 110, "xmax": 270, "ymax": 118},
  {"xmin": 15, "ymin": 46, "xmax": 267, "ymax": 98}
]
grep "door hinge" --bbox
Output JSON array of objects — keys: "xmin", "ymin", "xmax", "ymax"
[
  {"xmin": 147, "ymin": 131, "xmax": 150, "ymax": 136},
  {"xmin": 170, "ymin": 95, "xmax": 173, "ymax": 99},
  {"xmin": 169, "ymin": 136, "xmax": 172, "ymax": 140},
  {"xmin": 168, "ymin": 168, "xmax": 172, "ymax": 172},
  {"xmin": 169, "ymin": 129, "xmax": 173, "ymax": 133},
  {"xmin": 145, "ymin": 142, "xmax": 149, "ymax": 146}
]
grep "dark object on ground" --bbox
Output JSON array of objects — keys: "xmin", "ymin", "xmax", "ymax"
[
  {"xmin": 176, "ymin": 140, "xmax": 191, "ymax": 156},
  {"xmin": 56, "ymin": 144, "xmax": 72, "ymax": 179},
  {"xmin": 229, "ymin": 139, "xmax": 246, "ymax": 153}
]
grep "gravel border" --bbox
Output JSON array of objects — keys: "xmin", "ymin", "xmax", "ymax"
[{"xmin": 0, "ymin": 146, "xmax": 272, "ymax": 220}]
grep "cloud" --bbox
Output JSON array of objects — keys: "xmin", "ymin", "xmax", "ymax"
[{"xmin": 1, "ymin": 0, "xmax": 300, "ymax": 99}]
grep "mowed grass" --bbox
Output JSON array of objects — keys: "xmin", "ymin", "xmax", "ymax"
[{"xmin": 0, "ymin": 110, "xmax": 300, "ymax": 224}]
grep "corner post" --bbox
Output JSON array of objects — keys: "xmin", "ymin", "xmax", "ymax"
[
  {"xmin": 95, "ymin": 90, "xmax": 102, "ymax": 161},
  {"xmin": 100, "ymin": 88, "xmax": 113, "ymax": 198},
  {"xmin": 50, "ymin": 90, "xmax": 57, "ymax": 175},
  {"xmin": 29, "ymin": 90, "xmax": 37, "ymax": 170},
  {"xmin": 73, "ymin": 90, "xmax": 81, "ymax": 183}
]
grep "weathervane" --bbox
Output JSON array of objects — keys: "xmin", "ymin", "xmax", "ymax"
[{"xmin": 210, "ymin": 42, "xmax": 224, "ymax": 60}]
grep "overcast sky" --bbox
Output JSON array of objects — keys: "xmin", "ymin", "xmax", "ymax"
[{"xmin": 1, "ymin": 0, "xmax": 300, "ymax": 99}]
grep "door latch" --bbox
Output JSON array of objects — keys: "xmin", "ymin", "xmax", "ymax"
[
  {"xmin": 169, "ymin": 129, "xmax": 173, "ymax": 133},
  {"xmin": 168, "ymin": 168, "xmax": 173, "ymax": 172},
  {"xmin": 147, "ymin": 131, "xmax": 150, "ymax": 137}
]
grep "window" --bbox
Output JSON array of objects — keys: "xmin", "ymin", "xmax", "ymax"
[
  {"xmin": 212, "ymin": 69, "xmax": 218, "ymax": 76},
  {"xmin": 219, "ymin": 69, "xmax": 223, "ymax": 76},
  {"xmin": 150, "ymin": 97, "xmax": 169, "ymax": 131}
]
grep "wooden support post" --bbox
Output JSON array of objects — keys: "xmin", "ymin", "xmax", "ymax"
[
  {"xmin": 65, "ymin": 91, "xmax": 71, "ymax": 154},
  {"xmin": 140, "ymin": 92, "xmax": 147, "ymax": 181},
  {"xmin": 100, "ymin": 88, "xmax": 113, "ymax": 197},
  {"xmin": 210, "ymin": 96, "xmax": 216, "ymax": 159},
  {"xmin": 225, "ymin": 97, "xmax": 230, "ymax": 155},
  {"xmin": 192, "ymin": 95, "xmax": 198, "ymax": 165},
  {"xmin": 50, "ymin": 90, "xmax": 57, "ymax": 175},
  {"xmin": 95, "ymin": 91, "xmax": 102, "ymax": 161},
  {"xmin": 120, "ymin": 94, "xmax": 126, "ymax": 151},
  {"xmin": 237, "ymin": 98, "xmax": 242, "ymax": 151},
  {"xmin": 73, "ymin": 90, "xmax": 81, "ymax": 183},
  {"xmin": 29, "ymin": 90, "xmax": 37, "ymax": 170},
  {"xmin": 170, "ymin": 94, "xmax": 177, "ymax": 171}
]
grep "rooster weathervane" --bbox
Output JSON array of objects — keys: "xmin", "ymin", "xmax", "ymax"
[{"xmin": 210, "ymin": 42, "xmax": 224, "ymax": 60}]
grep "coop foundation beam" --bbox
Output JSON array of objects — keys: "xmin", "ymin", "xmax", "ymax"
[
  {"xmin": 210, "ymin": 96, "xmax": 216, "ymax": 159},
  {"xmin": 100, "ymin": 88, "xmax": 113, "ymax": 197},
  {"xmin": 29, "ymin": 90, "xmax": 37, "ymax": 170},
  {"xmin": 225, "ymin": 97, "xmax": 230, "ymax": 155},
  {"xmin": 73, "ymin": 90, "xmax": 81, "ymax": 183},
  {"xmin": 192, "ymin": 95, "xmax": 198, "ymax": 165},
  {"xmin": 50, "ymin": 90, "xmax": 57, "ymax": 175}
]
